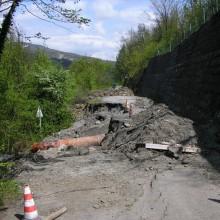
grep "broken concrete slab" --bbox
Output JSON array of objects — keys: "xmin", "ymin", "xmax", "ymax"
[
  {"xmin": 141, "ymin": 143, "xmax": 170, "ymax": 151},
  {"xmin": 182, "ymin": 146, "xmax": 201, "ymax": 153},
  {"xmin": 136, "ymin": 143, "xmax": 201, "ymax": 154},
  {"xmin": 87, "ymin": 96, "xmax": 153, "ymax": 115}
]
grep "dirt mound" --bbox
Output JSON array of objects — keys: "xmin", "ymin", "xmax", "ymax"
[{"xmin": 103, "ymin": 103, "xmax": 198, "ymax": 154}]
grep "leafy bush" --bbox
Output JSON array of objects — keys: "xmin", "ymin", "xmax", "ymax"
[
  {"xmin": 68, "ymin": 58, "xmax": 114, "ymax": 102},
  {"xmin": 0, "ymin": 42, "xmax": 72, "ymax": 153},
  {"xmin": 0, "ymin": 41, "xmax": 116, "ymax": 153}
]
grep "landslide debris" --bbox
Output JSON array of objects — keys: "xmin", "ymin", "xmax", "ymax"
[
  {"xmin": 103, "ymin": 103, "xmax": 198, "ymax": 152},
  {"xmin": 34, "ymin": 87, "xmax": 198, "ymax": 161},
  {"xmin": 72, "ymin": 86, "xmax": 134, "ymax": 121}
]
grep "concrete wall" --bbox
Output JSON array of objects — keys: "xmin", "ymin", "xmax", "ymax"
[{"xmin": 135, "ymin": 12, "xmax": 220, "ymax": 123}]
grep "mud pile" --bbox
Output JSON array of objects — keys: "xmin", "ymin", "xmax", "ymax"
[
  {"xmin": 103, "ymin": 103, "xmax": 197, "ymax": 153},
  {"xmin": 38, "ymin": 87, "xmax": 198, "ymax": 160}
]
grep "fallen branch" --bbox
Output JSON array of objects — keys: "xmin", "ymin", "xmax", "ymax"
[
  {"xmin": 0, "ymin": 206, "xmax": 8, "ymax": 211},
  {"xmin": 45, "ymin": 207, "xmax": 67, "ymax": 220}
]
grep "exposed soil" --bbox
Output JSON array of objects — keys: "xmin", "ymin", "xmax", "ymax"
[
  {"xmin": 1, "ymin": 149, "xmax": 220, "ymax": 220},
  {"xmin": 1, "ymin": 87, "xmax": 220, "ymax": 220}
]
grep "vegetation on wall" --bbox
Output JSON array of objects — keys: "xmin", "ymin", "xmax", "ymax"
[{"xmin": 116, "ymin": 0, "xmax": 220, "ymax": 83}]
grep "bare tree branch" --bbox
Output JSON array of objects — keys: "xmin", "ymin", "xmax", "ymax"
[
  {"xmin": 20, "ymin": 3, "xmax": 77, "ymax": 33},
  {"xmin": 0, "ymin": 4, "xmax": 12, "ymax": 12},
  {"xmin": 0, "ymin": 0, "xmax": 90, "ymax": 59}
]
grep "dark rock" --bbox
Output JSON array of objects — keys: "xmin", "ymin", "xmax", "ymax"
[
  {"xmin": 79, "ymin": 148, "xmax": 89, "ymax": 156},
  {"xmin": 166, "ymin": 146, "xmax": 182, "ymax": 159},
  {"xmin": 0, "ymin": 154, "xmax": 14, "ymax": 162}
]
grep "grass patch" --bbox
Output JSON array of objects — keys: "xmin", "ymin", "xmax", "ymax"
[
  {"xmin": 0, "ymin": 180, "xmax": 20, "ymax": 206},
  {"xmin": 0, "ymin": 162, "xmax": 20, "ymax": 207}
]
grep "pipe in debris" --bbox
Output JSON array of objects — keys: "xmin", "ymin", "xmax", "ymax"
[{"xmin": 31, "ymin": 134, "xmax": 105, "ymax": 153}]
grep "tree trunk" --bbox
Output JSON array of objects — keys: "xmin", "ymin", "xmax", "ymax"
[{"xmin": 0, "ymin": 0, "xmax": 21, "ymax": 60}]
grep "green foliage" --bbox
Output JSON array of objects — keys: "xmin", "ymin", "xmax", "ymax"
[
  {"xmin": 0, "ymin": 41, "xmax": 72, "ymax": 153},
  {"xmin": 0, "ymin": 41, "xmax": 116, "ymax": 154},
  {"xmin": 116, "ymin": 0, "xmax": 220, "ymax": 82},
  {"xmin": 0, "ymin": 41, "xmax": 116, "ymax": 206},
  {"xmin": 68, "ymin": 58, "xmax": 114, "ymax": 101},
  {"xmin": 116, "ymin": 25, "xmax": 158, "ymax": 83}
]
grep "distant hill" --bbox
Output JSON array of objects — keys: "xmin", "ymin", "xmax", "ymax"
[
  {"xmin": 24, "ymin": 43, "xmax": 86, "ymax": 68},
  {"xmin": 24, "ymin": 43, "xmax": 115, "ymax": 68}
]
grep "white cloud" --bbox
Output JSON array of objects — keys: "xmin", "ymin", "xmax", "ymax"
[
  {"xmin": 16, "ymin": 12, "xmax": 34, "ymax": 22},
  {"xmin": 119, "ymin": 7, "xmax": 144, "ymax": 23},
  {"xmin": 9, "ymin": 0, "xmax": 156, "ymax": 61},
  {"xmin": 94, "ymin": 21, "xmax": 106, "ymax": 35},
  {"xmin": 48, "ymin": 34, "xmax": 118, "ymax": 49},
  {"xmin": 16, "ymin": 4, "xmax": 43, "ymax": 22},
  {"xmin": 29, "ymin": 33, "xmax": 119, "ymax": 60},
  {"xmin": 15, "ymin": 0, "xmax": 88, "ymax": 23},
  {"xmin": 91, "ymin": 50, "xmax": 117, "ymax": 61},
  {"xmin": 92, "ymin": 0, "xmax": 117, "ymax": 18},
  {"xmin": 92, "ymin": 1, "xmax": 154, "ymax": 28},
  {"xmin": 118, "ymin": 6, "xmax": 155, "ymax": 28}
]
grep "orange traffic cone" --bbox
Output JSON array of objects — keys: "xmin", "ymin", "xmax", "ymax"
[{"xmin": 23, "ymin": 185, "xmax": 41, "ymax": 220}]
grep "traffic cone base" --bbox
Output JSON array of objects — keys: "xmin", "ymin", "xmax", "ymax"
[{"xmin": 24, "ymin": 211, "xmax": 40, "ymax": 220}]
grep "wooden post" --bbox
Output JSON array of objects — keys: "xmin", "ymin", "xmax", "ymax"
[
  {"xmin": 45, "ymin": 207, "xmax": 67, "ymax": 220},
  {"xmin": 129, "ymin": 104, "xmax": 133, "ymax": 117}
]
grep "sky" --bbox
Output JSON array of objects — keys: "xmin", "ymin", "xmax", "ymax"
[{"xmin": 1, "ymin": 0, "xmax": 156, "ymax": 61}]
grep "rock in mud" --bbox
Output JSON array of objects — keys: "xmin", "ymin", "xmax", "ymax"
[{"xmin": 166, "ymin": 146, "xmax": 183, "ymax": 159}]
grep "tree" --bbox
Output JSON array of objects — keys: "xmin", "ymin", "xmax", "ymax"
[
  {"xmin": 150, "ymin": 0, "xmax": 179, "ymax": 35},
  {"xmin": 0, "ymin": 0, "xmax": 90, "ymax": 58}
]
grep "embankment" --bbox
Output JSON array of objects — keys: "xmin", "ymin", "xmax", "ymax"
[{"xmin": 134, "ymin": 12, "xmax": 220, "ymax": 154}]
